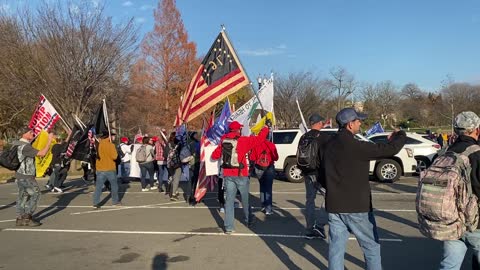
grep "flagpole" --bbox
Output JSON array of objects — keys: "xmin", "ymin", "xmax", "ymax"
[
  {"xmin": 295, "ymin": 98, "xmax": 308, "ymax": 131},
  {"xmin": 221, "ymin": 26, "xmax": 266, "ymax": 114}
]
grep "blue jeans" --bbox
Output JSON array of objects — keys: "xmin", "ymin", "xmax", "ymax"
[
  {"xmin": 93, "ymin": 171, "xmax": 119, "ymax": 205},
  {"xmin": 157, "ymin": 164, "xmax": 167, "ymax": 185},
  {"xmin": 255, "ymin": 165, "xmax": 274, "ymax": 212},
  {"xmin": 120, "ymin": 162, "xmax": 130, "ymax": 178},
  {"xmin": 440, "ymin": 229, "xmax": 480, "ymax": 270},
  {"xmin": 16, "ymin": 178, "xmax": 40, "ymax": 216},
  {"xmin": 224, "ymin": 176, "xmax": 252, "ymax": 232},
  {"xmin": 139, "ymin": 162, "xmax": 155, "ymax": 188},
  {"xmin": 328, "ymin": 212, "xmax": 382, "ymax": 270},
  {"xmin": 305, "ymin": 173, "xmax": 327, "ymax": 233}
]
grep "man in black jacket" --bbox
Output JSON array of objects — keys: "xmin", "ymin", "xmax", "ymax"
[
  {"xmin": 438, "ymin": 111, "xmax": 480, "ymax": 270},
  {"xmin": 322, "ymin": 108, "xmax": 406, "ymax": 270},
  {"xmin": 297, "ymin": 113, "xmax": 331, "ymax": 239}
]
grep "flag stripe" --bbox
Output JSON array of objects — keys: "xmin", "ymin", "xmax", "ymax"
[
  {"xmin": 193, "ymin": 69, "xmax": 241, "ymax": 101},
  {"xmin": 176, "ymin": 65, "xmax": 205, "ymax": 126},
  {"xmin": 189, "ymin": 73, "xmax": 245, "ymax": 110},
  {"xmin": 187, "ymin": 77, "xmax": 248, "ymax": 121}
]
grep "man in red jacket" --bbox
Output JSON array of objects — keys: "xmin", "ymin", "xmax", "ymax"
[
  {"xmin": 251, "ymin": 135, "xmax": 278, "ymax": 215},
  {"xmin": 212, "ymin": 121, "xmax": 270, "ymax": 234}
]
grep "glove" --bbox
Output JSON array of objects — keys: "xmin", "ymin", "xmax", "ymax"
[{"xmin": 265, "ymin": 119, "xmax": 272, "ymax": 128}]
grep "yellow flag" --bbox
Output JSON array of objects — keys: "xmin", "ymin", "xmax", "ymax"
[
  {"xmin": 250, "ymin": 112, "xmax": 275, "ymax": 135},
  {"xmin": 32, "ymin": 130, "xmax": 57, "ymax": 177}
]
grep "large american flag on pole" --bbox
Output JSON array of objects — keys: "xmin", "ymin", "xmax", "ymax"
[
  {"xmin": 194, "ymin": 111, "xmax": 216, "ymax": 202},
  {"xmin": 175, "ymin": 31, "xmax": 249, "ymax": 126}
]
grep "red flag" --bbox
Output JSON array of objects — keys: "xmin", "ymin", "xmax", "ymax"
[
  {"xmin": 175, "ymin": 31, "xmax": 249, "ymax": 126},
  {"xmin": 29, "ymin": 95, "xmax": 62, "ymax": 136},
  {"xmin": 194, "ymin": 111, "xmax": 216, "ymax": 202}
]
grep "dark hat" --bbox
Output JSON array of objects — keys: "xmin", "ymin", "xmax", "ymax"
[
  {"xmin": 308, "ymin": 113, "xmax": 325, "ymax": 126},
  {"xmin": 21, "ymin": 127, "xmax": 34, "ymax": 134},
  {"xmin": 336, "ymin": 108, "xmax": 367, "ymax": 126}
]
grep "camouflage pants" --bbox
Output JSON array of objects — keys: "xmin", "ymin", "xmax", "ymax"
[{"xmin": 16, "ymin": 178, "xmax": 40, "ymax": 217}]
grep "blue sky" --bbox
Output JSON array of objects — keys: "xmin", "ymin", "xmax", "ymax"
[{"xmin": 4, "ymin": 0, "xmax": 480, "ymax": 91}]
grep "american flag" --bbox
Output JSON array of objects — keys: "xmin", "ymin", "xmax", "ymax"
[
  {"xmin": 195, "ymin": 111, "xmax": 216, "ymax": 202},
  {"xmin": 175, "ymin": 31, "xmax": 249, "ymax": 126}
]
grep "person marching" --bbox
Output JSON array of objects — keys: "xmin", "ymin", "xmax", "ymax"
[{"xmin": 211, "ymin": 121, "xmax": 270, "ymax": 234}]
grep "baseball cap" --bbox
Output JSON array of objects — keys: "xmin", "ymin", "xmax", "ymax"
[
  {"xmin": 151, "ymin": 136, "xmax": 159, "ymax": 142},
  {"xmin": 229, "ymin": 121, "xmax": 243, "ymax": 131},
  {"xmin": 454, "ymin": 111, "xmax": 480, "ymax": 130},
  {"xmin": 308, "ymin": 113, "xmax": 325, "ymax": 126},
  {"xmin": 21, "ymin": 127, "xmax": 34, "ymax": 134},
  {"xmin": 120, "ymin": 137, "xmax": 128, "ymax": 143},
  {"xmin": 336, "ymin": 108, "xmax": 367, "ymax": 126}
]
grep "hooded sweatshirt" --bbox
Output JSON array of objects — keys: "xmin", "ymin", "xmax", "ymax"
[{"xmin": 212, "ymin": 127, "xmax": 269, "ymax": 177}]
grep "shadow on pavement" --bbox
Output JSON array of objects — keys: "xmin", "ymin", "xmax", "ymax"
[{"xmin": 34, "ymin": 187, "xmax": 88, "ymax": 221}]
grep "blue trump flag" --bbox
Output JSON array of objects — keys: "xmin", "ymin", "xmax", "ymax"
[
  {"xmin": 175, "ymin": 124, "xmax": 187, "ymax": 145},
  {"xmin": 365, "ymin": 122, "xmax": 385, "ymax": 137},
  {"xmin": 207, "ymin": 99, "xmax": 231, "ymax": 145}
]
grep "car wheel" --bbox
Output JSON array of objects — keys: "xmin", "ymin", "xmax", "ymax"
[
  {"xmin": 375, "ymin": 159, "xmax": 402, "ymax": 183},
  {"xmin": 415, "ymin": 157, "xmax": 431, "ymax": 173},
  {"xmin": 285, "ymin": 162, "xmax": 304, "ymax": 183}
]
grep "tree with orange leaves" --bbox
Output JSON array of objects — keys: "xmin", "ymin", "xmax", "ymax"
[{"xmin": 123, "ymin": 0, "xmax": 199, "ymax": 132}]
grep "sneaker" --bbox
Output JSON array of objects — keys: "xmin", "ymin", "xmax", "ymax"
[
  {"xmin": 170, "ymin": 196, "xmax": 178, "ymax": 201},
  {"xmin": 150, "ymin": 187, "xmax": 157, "ymax": 191},
  {"xmin": 224, "ymin": 230, "xmax": 235, "ymax": 235},
  {"xmin": 141, "ymin": 188, "xmax": 149, "ymax": 192},
  {"xmin": 53, "ymin": 187, "xmax": 63, "ymax": 193},
  {"xmin": 92, "ymin": 205, "xmax": 101, "ymax": 209},
  {"xmin": 112, "ymin": 203, "xmax": 123, "ymax": 207},
  {"xmin": 15, "ymin": 217, "xmax": 26, "ymax": 226},
  {"xmin": 265, "ymin": 210, "xmax": 274, "ymax": 216},
  {"xmin": 312, "ymin": 224, "xmax": 326, "ymax": 239},
  {"xmin": 25, "ymin": 214, "xmax": 41, "ymax": 227},
  {"xmin": 45, "ymin": 184, "xmax": 51, "ymax": 190},
  {"xmin": 219, "ymin": 207, "xmax": 225, "ymax": 213}
]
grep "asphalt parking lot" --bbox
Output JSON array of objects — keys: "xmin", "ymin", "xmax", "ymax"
[{"xmin": 0, "ymin": 176, "xmax": 474, "ymax": 270}]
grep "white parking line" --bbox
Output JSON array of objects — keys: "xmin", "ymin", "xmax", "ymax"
[
  {"xmin": 1, "ymin": 228, "xmax": 403, "ymax": 241},
  {"xmin": 9, "ymin": 191, "xmax": 416, "ymax": 195},
  {"xmin": 0, "ymin": 204, "xmax": 417, "ymax": 213},
  {"xmin": 0, "ymin": 219, "xmax": 16, "ymax": 223}
]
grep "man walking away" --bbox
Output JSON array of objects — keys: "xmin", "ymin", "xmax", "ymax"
[
  {"xmin": 322, "ymin": 108, "xmax": 406, "ymax": 270},
  {"xmin": 297, "ymin": 113, "xmax": 331, "ymax": 239},
  {"xmin": 211, "ymin": 121, "xmax": 270, "ymax": 234},
  {"xmin": 154, "ymin": 135, "xmax": 167, "ymax": 192},
  {"xmin": 437, "ymin": 112, "xmax": 480, "ymax": 270},
  {"xmin": 93, "ymin": 131, "xmax": 121, "ymax": 208},
  {"xmin": 46, "ymin": 134, "xmax": 69, "ymax": 193},
  {"xmin": 14, "ymin": 128, "xmax": 54, "ymax": 226}
]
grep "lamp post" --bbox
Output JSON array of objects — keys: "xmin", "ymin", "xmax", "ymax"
[{"xmin": 337, "ymin": 78, "xmax": 343, "ymax": 112}]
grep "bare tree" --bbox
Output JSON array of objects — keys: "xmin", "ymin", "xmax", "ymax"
[
  {"xmin": 0, "ymin": 1, "xmax": 137, "ymax": 134},
  {"xmin": 274, "ymin": 72, "xmax": 331, "ymax": 128},
  {"xmin": 325, "ymin": 67, "xmax": 356, "ymax": 111}
]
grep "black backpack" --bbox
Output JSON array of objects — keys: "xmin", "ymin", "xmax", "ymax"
[
  {"xmin": 296, "ymin": 132, "xmax": 321, "ymax": 172},
  {"xmin": 221, "ymin": 136, "xmax": 244, "ymax": 169},
  {"xmin": 0, "ymin": 145, "xmax": 21, "ymax": 171}
]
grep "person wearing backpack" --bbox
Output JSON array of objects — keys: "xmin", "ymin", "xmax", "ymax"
[
  {"xmin": 153, "ymin": 135, "xmax": 167, "ymax": 192},
  {"xmin": 297, "ymin": 113, "xmax": 331, "ymax": 239},
  {"xmin": 166, "ymin": 132, "xmax": 183, "ymax": 200},
  {"xmin": 322, "ymin": 108, "xmax": 406, "ymax": 270},
  {"xmin": 138, "ymin": 137, "xmax": 156, "ymax": 192},
  {"xmin": 118, "ymin": 137, "xmax": 131, "ymax": 183},
  {"xmin": 13, "ymin": 128, "xmax": 54, "ymax": 226},
  {"xmin": 211, "ymin": 120, "xmax": 270, "ymax": 234},
  {"xmin": 251, "ymin": 134, "xmax": 278, "ymax": 216},
  {"xmin": 426, "ymin": 111, "xmax": 480, "ymax": 270}
]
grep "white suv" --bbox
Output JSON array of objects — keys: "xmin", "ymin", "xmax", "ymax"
[
  {"xmin": 367, "ymin": 132, "xmax": 441, "ymax": 172},
  {"xmin": 272, "ymin": 129, "xmax": 417, "ymax": 183}
]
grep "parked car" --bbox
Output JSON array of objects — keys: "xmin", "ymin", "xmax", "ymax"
[
  {"xmin": 367, "ymin": 132, "xmax": 441, "ymax": 172},
  {"xmin": 272, "ymin": 129, "xmax": 417, "ymax": 183}
]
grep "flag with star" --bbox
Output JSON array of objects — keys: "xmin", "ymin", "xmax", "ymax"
[{"xmin": 174, "ymin": 30, "xmax": 249, "ymax": 126}]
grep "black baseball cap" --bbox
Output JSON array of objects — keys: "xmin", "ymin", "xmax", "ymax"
[{"xmin": 308, "ymin": 113, "xmax": 325, "ymax": 126}]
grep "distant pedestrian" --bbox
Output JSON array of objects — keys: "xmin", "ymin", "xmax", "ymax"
[
  {"xmin": 153, "ymin": 134, "xmax": 167, "ymax": 192},
  {"xmin": 138, "ymin": 136, "xmax": 156, "ymax": 191},
  {"xmin": 93, "ymin": 131, "xmax": 121, "ymax": 208},
  {"xmin": 119, "ymin": 137, "xmax": 132, "ymax": 182},
  {"xmin": 14, "ymin": 128, "xmax": 54, "ymax": 226},
  {"xmin": 322, "ymin": 108, "xmax": 406, "ymax": 270}
]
